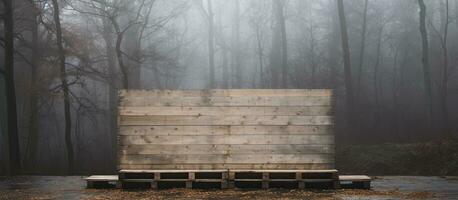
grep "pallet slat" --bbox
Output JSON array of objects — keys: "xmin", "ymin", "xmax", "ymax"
[
  {"xmin": 118, "ymin": 163, "xmax": 334, "ymax": 170},
  {"xmin": 119, "ymin": 115, "xmax": 334, "ymax": 126},
  {"xmin": 119, "ymin": 154, "xmax": 334, "ymax": 165},
  {"xmin": 119, "ymin": 135, "xmax": 334, "ymax": 145},
  {"xmin": 119, "ymin": 144, "xmax": 335, "ymax": 155},
  {"xmin": 119, "ymin": 125, "xmax": 333, "ymax": 136},
  {"xmin": 119, "ymin": 106, "xmax": 332, "ymax": 116}
]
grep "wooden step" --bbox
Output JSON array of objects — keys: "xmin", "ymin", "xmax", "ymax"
[
  {"xmin": 228, "ymin": 169, "xmax": 339, "ymax": 189},
  {"xmin": 85, "ymin": 175, "xmax": 118, "ymax": 188},
  {"xmin": 339, "ymin": 175, "xmax": 371, "ymax": 189},
  {"xmin": 118, "ymin": 169, "xmax": 229, "ymax": 189}
]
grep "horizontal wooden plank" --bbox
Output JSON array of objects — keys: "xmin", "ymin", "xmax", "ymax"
[
  {"xmin": 118, "ymin": 154, "xmax": 334, "ymax": 165},
  {"xmin": 230, "ymin": 169, "xmax": 338, "ymax": 173},
  {"xmin": 118, "ymin": 163, "xmax": 334, "ymax": 170},
  {"xmin": 119, "ymin": 144, "xmax": 335, "ymax": 155},
  {"xmin": 119, "ymin": 169, "xmax": 227, "ymax": 173},
  {"xmin": 85, "ymin": 175, "xmax": 118, "ymax": 181},
  {"xmin": 119, "ymin": 89, "xmax": 333, "ymax": 98},
  {"xmin": 119, "ymin": 135, "xmax": 334, "ymax": 145},
  {"xmin": 119, "ymin": 116, "xmax": 334, "ymax": 126},
  {"xmin": 119, "ymin": 106, "xmax": 332, "ymax": 116},
  {"xmin": 118, "ymin": 125, "xmax": 333, "ymax": 136},
  {"xmin": 119, "ymin": 96, "xmax": 333, "ymax": 107},
  {"xmin": 339, "ymin": 175, "xmax": 371, "ymax": 181}
]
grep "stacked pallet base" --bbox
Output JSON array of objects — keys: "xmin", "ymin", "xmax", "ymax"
[{"xmin": 86, "ymin": 170, "xmax": 371, "ymax": 190}]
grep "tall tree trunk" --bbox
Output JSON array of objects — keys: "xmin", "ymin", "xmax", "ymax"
[
  {"xmin": 222, "ymin": 48, "xmax": 229, "ymax": 89},
  {"xmin": 25, "ymin": 5, "xmax": 40, "ymax": 170},
  {"xmin": 391, "ymin": 47, "xmax": 400, "ymax": 138},
  {"xmin": 270, "ymin": 0, "xmax": 282, "ymax": 88},
  {"xmin": 2, "ymin": 0, "xmax": 22, "ymax": 175},
  {"xmin": 52, "ymin": 0, "xmax": 74, "ymax": 174},
  {"xmin": 102, "ymin": 16, "xmax": 118, "ymax": 171},
  {"xmin": 275, "ymin": 0, "xmax": 288, "ymax": 88},
  {"xmin": 207, "ymin": 0, "xmax": 215, "ymax": 88},
  {"xmin": 327, "ymin": 1, "xmax": 339, "ymax": 89},
  {"xmin": 111, "ymin": 19, "xmax": 129, "ymax": 89},
  {"xmin": 309, "ymin": 24, "xmax": 316, "ymax": 88},
  {"xmin": 231, "ymin": 0, "xmax": 241, "ymax": 88},
  {"xmin": 337, "ymin": 0, "xmax": 355, "ymax": 123},
  {"xmin": 417, "ymin": 0, "xmax": 433, "ymax": 129},
  {"xmin": 357, "ymin": 0, "xmax": 369, "ymax": 96},
  {"xmin": 440, "ymin": 0, "xmax": 450, "ymax": 135},
  {"xmin": 255, "ymin": 27, "xmax": 264, "ymax": 88},
  {"xmin": 373, "ymin": 26, "xmax": 383, "ymax": 128}
]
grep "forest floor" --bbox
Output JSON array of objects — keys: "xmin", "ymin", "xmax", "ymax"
[
  {"xmin": 1, "ymin": 176, "xmax": 458, "ymax": 199},
  {"xmin": 336, "ymin": 139, "xmax": 458, "ymax": 176}
]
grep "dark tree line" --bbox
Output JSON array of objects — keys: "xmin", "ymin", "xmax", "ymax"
[{"xmin": 1, "ymin": 0, "xmax": 458, "ymax": 175}]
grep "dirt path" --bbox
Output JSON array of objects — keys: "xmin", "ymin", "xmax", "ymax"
[{"xmin": 1, "ymin": 176, "xmax": 457, "ymax": 199}]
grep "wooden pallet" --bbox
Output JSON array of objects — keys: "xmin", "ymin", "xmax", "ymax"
[
  {"xmin": 118, "ymin": 169, "xmax": 229, "ymax": 189},
  {"xmin": 85, "ymin": 175, "xmax": 119, "ymax": 188},
  {"xmin": 228, "ymin": 170, "xmax": 339, "ymax": 189},
  {"xmin": 87, "ymin": 170, "xmax": 373, "ymax": 190},
  {"xmin": 339, "ymin": 175, "xmax": 371, "ymax": 189}
]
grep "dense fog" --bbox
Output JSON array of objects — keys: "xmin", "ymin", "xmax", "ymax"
[{"xmin": 1, "ymin": 0, "xmax": 458, "ymax": 175}]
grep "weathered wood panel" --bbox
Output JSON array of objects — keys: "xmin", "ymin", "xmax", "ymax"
[
  {"xmin": 118, "ymin": 89, "xmax": 335, "ymax": 170},
  {"xmin": 119, "ymin": 116, "xmax": 334, "ymax": 126},
  {"xmin": 119, "ymin": 154, "xmax": 334, "ymax": 165},
  {"xmin": 119, "ymin": 135, "xmax": 334, "ymax": 145},
  {"xmin": 118, "ymin": 164, "xmax": 334, "ymax": 170},
  {"xmin": 119, "ymin": 144, "xmax": 335, "ymax": 155},
  {"xmin": 118, "ymin": 125, "xmax": 333, "ymax": 136},
  {"xmin": 119, "ymin": 106, "xmax": 333, "ymax": 116}
]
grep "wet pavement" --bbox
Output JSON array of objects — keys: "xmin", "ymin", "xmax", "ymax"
[{"xmin": 0, "ymin": 176, "xmax": 457, "ymax": 199}]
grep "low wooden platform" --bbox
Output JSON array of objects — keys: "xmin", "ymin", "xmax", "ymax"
[
  {"xmin": 86, "ymin": 170, "xmax": 371, "ymax": 190},
  {"xmin": 339, "ymin": 175, "xmax": 371, "ymax": 189},
  {"xmin": 85, "ymin": 175, "xmax": 118, "ymax": 188},
  {"xmin": 228, "ymin": 169, "xmax": 339, "ymax": 189},
  {"xmin": 118, "ymin": 169, "xmax": 229, "ymax": 189}
]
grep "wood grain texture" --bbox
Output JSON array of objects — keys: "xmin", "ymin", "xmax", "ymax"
[
  {"xmin": 119, "ymin": 144, "xmax": 335, "ymax": 155},
  {"xmin": 119, "ymin": 135, "xmax": 334, "ymax": 145},
  {"xmin": 119, "ymin": 106, "xmax": 333, "ymax": 116},
  {"xmin": 119, "ymin": 115, "xmax": 334, "ymax": 126},
  {"xmin": 119, "ymin": 154, "xmax": 334, "ymax": 165},
  {"xmin": 118, "ymin": 125, "xmax": 333, "ymax": 136},
  {"xmin": 117, "ymin": 89, "xmax": 335, "ymax": 170},
  {"xmin": 117, "ymin": 163, "xmax": 334, "ymax": 170}
]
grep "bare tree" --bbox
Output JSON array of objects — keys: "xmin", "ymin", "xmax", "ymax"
[
  {"xmin": 24, "ymin": 0, "xmax": 41, "ymax": 170},
  {"xmin": 274, "ymin": 0, "xmax": 288, "ymax": 88},
  {"xmin": 231, "ymin": 0, "xmax": 242, "ymax": 88},
  {"xmin": 51, "ymin": 0, "xmax": 74, "ymax": 174},
  {"xmin": 429, "ymin": 0, "xmax": 451, "ymax": 135},
  {"xmin": 417, "ymin": 0, "xmax": 433, "ymax": 129},
  {"xmin": 356, "ymin": 0, "xmax": 369, "ymax": 96},
  {"xmin": 337, "ymin": 0, "xmax": 355, "ymax": 122},
  {"xmin": 1, "ymin": 0, "xmax": 21, "ymax": 175},
  {"xmin": 197, "ymin": 0, "xmax": 216, "ymax": 88}
]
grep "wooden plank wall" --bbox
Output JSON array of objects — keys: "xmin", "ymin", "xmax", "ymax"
[{"xmin": 118, "ymin": 89, "xmax": 335, "ymax": 170}]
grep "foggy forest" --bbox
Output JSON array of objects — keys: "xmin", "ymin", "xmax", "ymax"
[{"xmin": 1, "ymin": 0, "xmax": 458, "ymax": 177}]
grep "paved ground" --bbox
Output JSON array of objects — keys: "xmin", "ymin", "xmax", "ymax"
[{"xmin": 0, "ymin": 176, "xmax": 457, "ymax": 199}]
